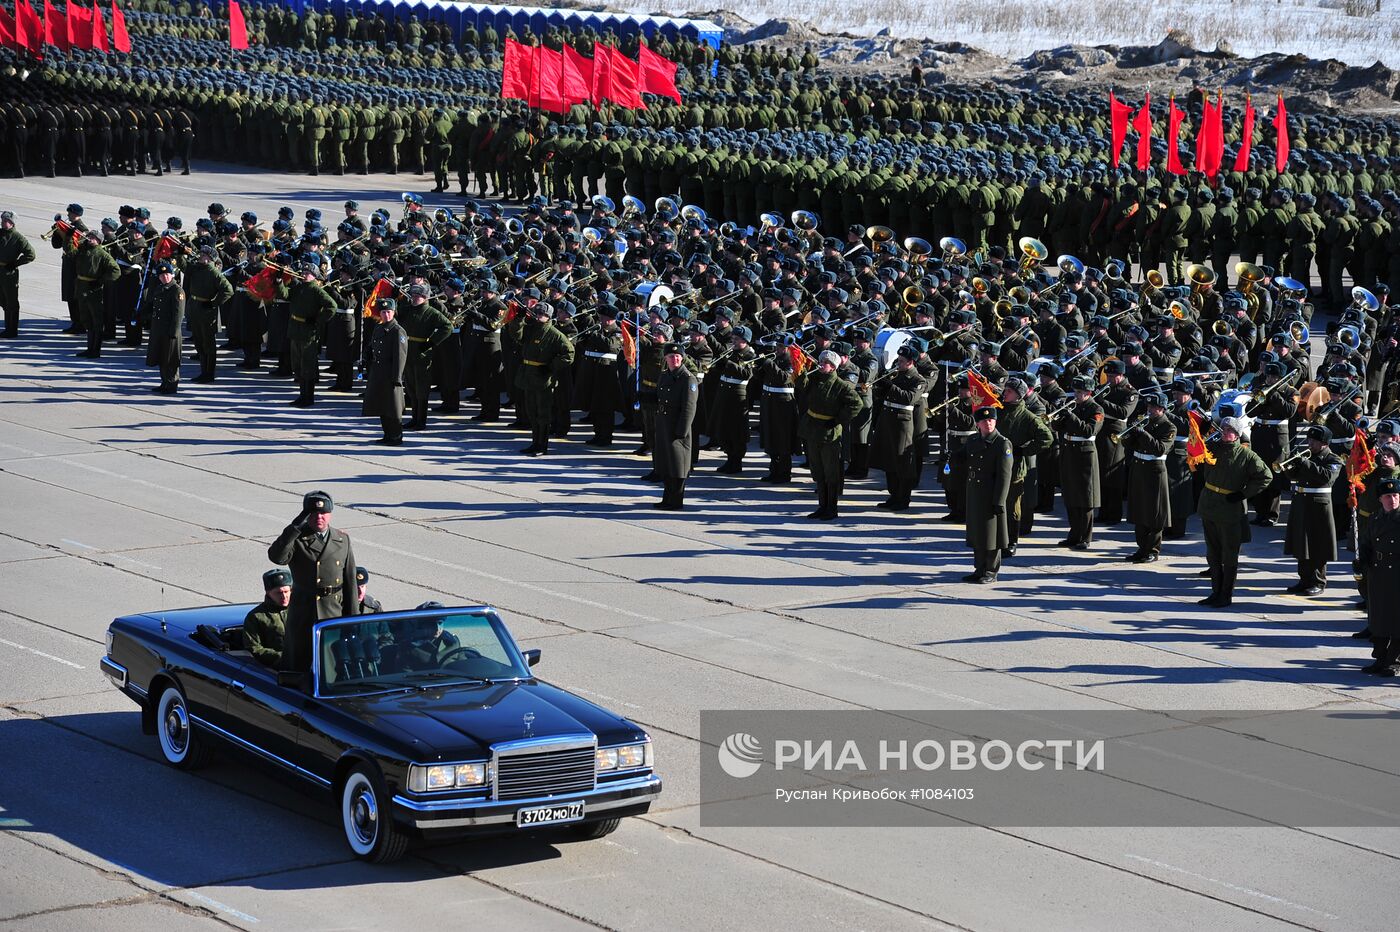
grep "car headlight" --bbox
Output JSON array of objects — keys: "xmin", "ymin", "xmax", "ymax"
[
  {"xmin": 106, "ymin": 629, "xmax": 114, "ymax": 655},
  {"xmin": 455, "ymin": 762, "xmax": 487, "ymax": 787},
  {"xmin": 409, "ymin": 762, "xmax": 489, "ymax": 792},
  {"xmin": 597, "ymin": 742, "xmax": 651, "ymax": 771}
]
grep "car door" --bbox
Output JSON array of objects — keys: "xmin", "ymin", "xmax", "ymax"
[{"xmin": 222, "ymin": 658, "xmax": 307, "ymax": 775}]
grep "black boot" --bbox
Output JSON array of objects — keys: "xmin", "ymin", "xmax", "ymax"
[{"xmin": 845, "ymin": 444, "xmax": 870, "ymax": 480}]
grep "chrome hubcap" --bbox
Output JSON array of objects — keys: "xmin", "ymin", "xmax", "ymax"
[
  {"xmin": 164, "ymin": 701, "xmax": 188, "ymax": 754},
  {"xmin": 350, "ymin": 787, "xmax": 377, "ymax": 846}
]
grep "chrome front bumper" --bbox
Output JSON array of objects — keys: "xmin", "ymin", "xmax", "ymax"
[
  {"xmin": 392, "ymin": 773, "xmax": 662, "ymax": 830},
  {"xmin": 100, "ymin": 656, "xmax": 128, "ymax": 689}
]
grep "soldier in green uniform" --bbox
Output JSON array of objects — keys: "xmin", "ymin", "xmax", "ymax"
[
  {"xmin": 873, "ymin": 343, "xmax": 925, "ymax": 511},
  {"xmin": 0, "ymin": 211, "xmax": 36, "ymax": 338},
  {"xmin": 268, "ymin": 491, "xmax": 358, "ymax": 674},
  {"xmin": 140, "ymin": 261, "xmax": 185, "ymax": 395},
  {"xmin": 1277, "ymin": 424, "xmax": 1343, "ymax": 596},
  {"xmin": 798, "ymin": 349, "xmax": 863, "ymax": 520},
  {"xmin": 513, "ymin": 301, "xmax": 575, "ymax": 455},
  {"xmin": 73, "ymin": 230, "xmax": 120, "ymax": 358},
  {"xmin": 1160, "ymin": 187, "xmax": 1192, "ymax": 285},
  {"xmin": 1197, "ymin": 416, "xmax": 1273, "ymax": 607},
  {"xmin": 53, "ymin": 204, "xmax": 88, "ymax": 334},
  {"xmin": 183, "ymin": 245, "xmax": 233, "ymax": 382},
  {"xmin": 655, "ymin": 342, "xmax": 700, "ymax": 510},
  {"xmin": 288, "ymin": 263, "xmax": 337, "ymax": 407},
  {"xmin": 963, "ymin": 406, "xmax": 1013, "ymax": 583},
  {"xmin": 243, "ymin": 568, "xmax": 292, "ymax": 668}
]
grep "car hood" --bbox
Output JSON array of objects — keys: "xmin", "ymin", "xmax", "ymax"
[{"xmin": 335, "ymin": 679, "xmax": 643, "ymax": 759}]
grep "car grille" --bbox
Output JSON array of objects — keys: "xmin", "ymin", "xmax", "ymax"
[{"xmin": 496, "ymin": 746, "xmax": 597, "ymax": 801}]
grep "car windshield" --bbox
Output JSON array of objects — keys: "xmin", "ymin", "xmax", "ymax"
[{"xmin": 317, "ymin": 612, "xmax": 529, "ymax": 695}]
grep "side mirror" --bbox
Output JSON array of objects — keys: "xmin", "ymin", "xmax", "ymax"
[
  {"xmin": 277, "ymin": 671, "xmax": 312, "ymax": 693},
  {"xmin": 522, "ymin": 648, "xmax": 541, "ymax": 668}
]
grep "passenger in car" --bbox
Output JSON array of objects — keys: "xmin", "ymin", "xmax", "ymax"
[
  {"xmin": 244, "ymin": 569, "xmax": 292, "ymax": 668},
  {"xmin": 356, "ymin": 566, "xmax": 383, "ymax": 615}
]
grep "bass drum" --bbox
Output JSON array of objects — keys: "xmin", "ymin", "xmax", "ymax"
[
  {"xmin": 1213, "ymin": 388, "xmax": 1255, "ymax": 441},
  {"xmin": 874, "ymin": 327, "xmax": 914, "ymax": 371}
]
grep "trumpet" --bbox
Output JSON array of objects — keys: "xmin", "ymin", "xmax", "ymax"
[
  {"xmin": 1244, "ymin": 367, "xmax": 1301, "ymax": 413},
  {"xmin": 1044, "ymin": 382, "xmax": 1110, "ymax": 420},
  {"xmin": 1271, "ymin": 441, "xmax": 1313, "ymax": 473},
  {"xmin": 1113, "ymin": 413, "xmax": 1152, "ymax": 445}
]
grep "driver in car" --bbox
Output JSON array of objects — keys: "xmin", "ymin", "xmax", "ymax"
[{"xmin": 406, "ymin": 602, "xmax": 460, "ymax": 670}]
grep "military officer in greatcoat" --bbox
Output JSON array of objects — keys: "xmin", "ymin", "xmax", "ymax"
[
  {"xmin": 1197, "ymin": 417, "xmax": 1273, "ymax": 608},
  {"xmin": 1357, "ymin": 477, "xmax": 1400, "ymax": 675},
  {"xmin": 1276, "ymin": 425, "xmax": 1343, "ymax": 596},
  {"xmin": 1123, "ymin": 390, "xmax": 1176, "ymax": 562},
  {"xmin": 267, "ymin": 491, "xmax": 358, "ymax": 673},
  {"xmin": 654, "ymin": 342, "xmax": 699, "ymax": 511},
  {"xmin": 1054, "ymin": 375, "xmax": 1103, "ymax": 550},
  {"xmin": 963, "ymin": 406, "xmax": 1013, "ymax": 583},
  {"xmin": 363, "ymin": 297, "xmax": 407, "ymax": 445}
]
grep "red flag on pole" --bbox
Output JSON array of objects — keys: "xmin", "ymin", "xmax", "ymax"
[
  {"xmin": 967, "ymin": 369, "xmax": 1004, "ymax": 410},
  {"xmin": 1195, "ymin": 90, "xmax": 1225, "ymax": 178},
  {"xmin": 1274, "ymin": 93, "xmax": 1290, "ymax": 173},
  {"xmin": 1194, "ymin": 94, "xmax": 1213, "ymax": 174},
  {"xmin": 1132, "ymin": 93, "xmax": 1152, "ymax": 172},
  {"xmin": 1186, "ymin": 408, "xmax": 1216, "ymax": 471},
  {"xmin": 362, "ymin": 278, "xmax": 396, "ymax": 318},
  {"xmin": 1165, "ymin": 95, "xmax": 1186, "ymax": 175},
  {"xmin": 15, "ymin": 0, "xmax": 42, "ymax": 57},
  {"xmin": 67, "ymin": 3, "xmax": 92, "ymax": 49},
  {"xmin": 618, "ymin": 318, "xmax": 637, "ymax": 367},
  {"xmin": 110, "ymin": 0, "xmax": 129, "ymax": 53},
  {"xmin": 1109, "ymin": 91, "xmax": 1132, "ymax": 168},
  {"xmin": 589, "ymin": 42, "xmax": 614, "ymax": 107},
  {"xmin": 535, "ymin": 47, "xmax": 567, "ymax": 114},
  {"xmin": 561, "ymin": 44, "xmax": 592, "ymax": 106},
  {"xmin": 1233, "ymin": 93, "xmax": 1254, "ymax": 172},
  {"xmin": 639, "ymin": 43, "xmax": 682, "ymax": 104},
  {"xmin": 501, "ymin": 37, "xmax": 532, "ymax": 101},
  {"xmin": 43, "ymin": 0, "xmax": 68, "ymax": 52},
  {"xmin": 228, "ymin": 0, "xmax": 248, "ymax": 50},
  {"xmin": 1346, "ymin": 426, "xmax": 1376, "ymax": 509},
  {"xmin": 787, "ymin": 343, "xmax": 809, "ymax": 377},
  {"xmin": 0, "ymin": 7, "xmax": 14, "ymax": 50},
  {"xmin": 607, "ymin": 48, "xmax": 646, "ymax": 109},
  {"xmin": 90, "ymin": 0, "xmax": 109, "ymax": 52}
]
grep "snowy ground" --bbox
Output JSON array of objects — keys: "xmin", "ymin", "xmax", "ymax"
[{"xmin": 662, "ymin": 0, "xmax": 1400, "ymax": 68}]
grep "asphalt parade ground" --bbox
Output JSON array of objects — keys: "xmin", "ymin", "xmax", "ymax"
[{"xmin": 1, "ymin": 165, "xmax": 1398, "ymax": 931}]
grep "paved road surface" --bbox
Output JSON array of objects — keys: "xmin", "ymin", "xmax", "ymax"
[{"xmin": 1, "ymin": 166, "xmax": 1396, "ymax": 931}]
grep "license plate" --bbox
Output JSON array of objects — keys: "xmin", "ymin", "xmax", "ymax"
[{"xmin": 516, "ymin": 800, "xmax": 585, "ymax": 827}]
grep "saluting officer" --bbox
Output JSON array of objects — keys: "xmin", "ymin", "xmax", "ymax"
[
  {"xmin": 798, "ymin": 349, "xmax": 863, "ymax": 520},
  {"xmin": 364, "ymin": 297, "xmax": 408, "ymax": 446},
  {"xmin": 0, "ymin": 211, "xmax": 35, "ymax": 338},
  {"xmin": 267, "ymin": 491, "xmax": 358, "ymax": 673},
  {"xmin": 963, "ymin": 406, "xmax": 1013, "ymax": 584},
  {"xmin": 1276, "ymin": 425, "xmax": 1343, "ymax": 596}
]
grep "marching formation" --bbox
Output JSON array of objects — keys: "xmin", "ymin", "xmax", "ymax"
[{"xmin": 5, "ymin": 186, "xmax": 1400, "ymax": 674}]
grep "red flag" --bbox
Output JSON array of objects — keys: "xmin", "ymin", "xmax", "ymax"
[
  {"xmin": 1109, "ymin": 91, "xmax": 1132, "ymax": 169},
  {"xmin": 618, "ymin": 318, "xmax": 637, "ymax": 367},
  {"xmin": 638, "ymin": 43, "xmax": 681, "ymax": 105},
  {"xmin": 1274, "ymin": 94, "xmax": 1290, "ymax": 173},
  {"xmin": 67, "ymin": 3, "xmax": 92, "ymax": 50},
  {"xmin": 1234, "ymin": 93, "xmax": 1255, "ymax": 172},
  {"xmin": 561, "ymin": 44, "xmax": 592, "ymax": 106},
  {"xmin": 15, "ymin": 0, "xmax": 42, "ymax": 57},
  {"xmin": 43, "ymin": 0, "xmax": 67, "ymax": 51},
  {"xmin": 1165, "ymin": 95, "xmax": 1186, "ymax": 176},
  {"xmin": 0, "ymin": 7, "xmax": 15, "ymax": 50},
  {"xmin": 90, "ymin": 0, "xmax": 109, "ymax": 52},
  {"xmin": 1132, "ymin": 93, "xmax": 1152, "ymax": 172},
  {"xmin": 589, "ymin": 42, "xmax": 614, "ymax": 107},
  {"xmin": 153, "ymin": 234, "xmax": 177, "ymax": 262},
  {"xmin": 110, "ymin": 0, "xmax": 129, "ymax": 53},
  {"xmin": 246, "ymin": 266, "xmax": 282, "ymax": 304},
  {"xmin": 501, "ymin": 37, "xmax": 532, "ymax": 101},
  {"xmin": 1195, "ymin": 91, "xmax": 1225, "ymax": 178},
  {"xmin": 608, "ymin": 49, "xmax": 645, "ymax": 109},
  {"xmin": 1186, "ymin": 408, "xmax": 1216, "ymax": 471},
  {"xmin": 535, "ymin": 46, "xmax": 567, "ymax": 114},
  {"xmin": 1346, "ymin": 426, "xmax": 1376, "ymax": 509},
  {"xmin": 362, "ymin": 278, "xmax": 395, "ymax": 318},
  {"xmin": 968, "ymin": 369, "xmax": 1003, "ymax": 410},
  {"xmin": 1194, "ymin": 94, "xmax": 1213, "ymax": 174},
  {"xmin": 787, "ymin": 343, "xmax": 809, "ymax": 377},
  {"xmin": 228, "ymin": 0, "xmax": 248, "ymax": 51}
]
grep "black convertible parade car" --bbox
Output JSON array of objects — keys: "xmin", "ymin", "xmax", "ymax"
[{"xmin": 101, "ymin": 604, "xmax": 661, "ymax": 862}]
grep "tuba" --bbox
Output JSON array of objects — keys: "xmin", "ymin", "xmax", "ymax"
[
  {"xmin": 903, "ymin": 237, "xmax": 933, "ymax": 263},
  {"xmin": 1236, "ymin": 261, "xmax": 1264, "ymax": 318},
  {"xmin": 939, "ymin": 236, "xmax": 968, "ymax": 261},
  {"xmin": 1352, "ymin": 286, "xmax": 1380, "ymax": 313},
  {"xmin": 681, "ymin": 204, "xmax": 708, "ymax": 225},
  {"xmin": 1017, "ymin": 236, "xmax": 1048, "ymax": 276},
  {"xmin": 1187, "ymin": 263, "xmax": 1217, "ymax": 312},
  {"xmin": 866, "ymin": 225, "xmax": 895, "ymax": 249},
  {"xmin": 654, "ymin": 197, "xmax": 679, "ymax": 221},
  {"xmin": 791, "ymin": 209, "xmax": 820, "ymax": 232},
  {"xmin": 621, "ymin": 195, "xmax": 646, "ymax": 220},
  {"xmin": 591, "ymin": 194, "xmax": 616, "ymax": 214}
]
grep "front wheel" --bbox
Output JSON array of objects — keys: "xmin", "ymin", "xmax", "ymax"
[
  {"xmin": 155, "ymin": 684, "xmax": 211, "ymax": 770},
  {"xmin": 569, "ymin": 817, "xmax": 620, "ymax": 840},
  {"xmin": 341, "ymin": 765, "xmax": 409, "ymax": 863}
]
